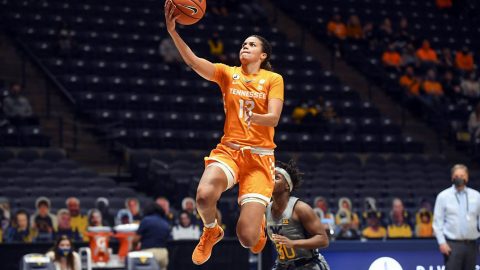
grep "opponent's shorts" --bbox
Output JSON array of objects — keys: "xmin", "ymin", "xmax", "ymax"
[{"xmin": 205, "ymin": 142, "xmax": 275, "ymax": 206}]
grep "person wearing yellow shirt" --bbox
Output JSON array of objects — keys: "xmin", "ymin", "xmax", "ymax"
[
  {"xmin": 66, "ymin": 197, "xmax": 88, "ymax": 241},
  {"xmin": 335, "ymin": 197, "xmax": 360, "ymax": 230},
  {"xmin": 387, "ymin": 198, "xmax": 413, "ymax": 238},
  {"xmin": 415, "ymin": 208, "xmax": 434, "ymax": 238},
  {"xmin": 362, "ymin": 211, "xmax": 386, "ymax": 239}
]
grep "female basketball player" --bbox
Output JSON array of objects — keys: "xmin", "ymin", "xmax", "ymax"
[
  {"xmin": 165, "ymin": 0, "xmax": 284, "ymax": 265},
  {"xmin": 268, "ymin": 160, "xmax": 330, "ymax": 270}
]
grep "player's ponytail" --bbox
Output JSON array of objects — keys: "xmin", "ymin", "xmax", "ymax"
[{"xmin": 251, "ymin": 35, "xmax": 273, "ymax": 71}]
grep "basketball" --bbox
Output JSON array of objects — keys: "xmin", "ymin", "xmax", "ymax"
[{"xmin": 170, "ymin": 0, "xmax": 206, "ymax": 25}]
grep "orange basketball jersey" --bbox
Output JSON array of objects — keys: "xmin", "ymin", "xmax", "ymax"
[{"xmin": 211, "ymin": 64, "xmax": 284, "ymax": 149}]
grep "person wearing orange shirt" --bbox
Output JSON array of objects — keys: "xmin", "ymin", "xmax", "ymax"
[
  {"xmin": 382, "ymin": 44, "xmax": 402, "ymax": 69},
  {"xmin": 327, "ymin": 14, "xmax": 347, "ymax": 58},
  {"xmin": 416, "ymin": 40, "xmax": 438, "ymax": 64},
  {"xmin": 455, "ymin": 47, "xmax": 475, "ymax": 72},
  {"xmin": 415, "ymin": 208, "xmax": 433, "ymax": 238},
  {"xmin": 165, "ymin": 1, "xmax": 284, "ymax": 265},
  {"xmin": 422, "ymin": 69, "xmax": 444, "ymax": 96},
  {"xmin": 436, "ymin": 0, "xmax": 452, "ymax": 9},
  {"xmin": 327, "ymin": 14, "xmax": 347, "ymax": 40},
  {"xmin": 399, "ymin": 66, "xmax": 421, "ymax": 96},
  {"xmin": 346, "ymin": 15, "xmax": 363, "ymax": 40}
]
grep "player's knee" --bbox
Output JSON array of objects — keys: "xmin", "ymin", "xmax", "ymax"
[
  {"xmin": 236, "ymin": 223, "xmax": 259, "ymax": 248},
  {"xmin": 195, "ymin": 187, "xmax": 212, "ymax": 208}
]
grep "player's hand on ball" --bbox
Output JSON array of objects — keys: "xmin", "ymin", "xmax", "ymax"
[
  {"xmin": 164, "ymin": 0, "xmax": 180, "ymax": 33},
  {"xmin": 272, "ymin": 234, "xmax": 295, "ymax": 248}
]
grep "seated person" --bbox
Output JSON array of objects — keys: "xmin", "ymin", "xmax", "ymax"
[
  {"xmin": 415, "ymin": 208, "xmax": 433, "ymax": 238},
  {"xmin": 361, "ymin": 211, "xmax": 386, "ymax": 239},
  {"xmin": 31, "ymin": 197, "xmax": 57, "ymax": 242},
  {"xmin": 387, "ymin": 198, "xmax": 413, "ymax": 238},
  {"xmin": 171, "ymin": 211, "xmax": 201, "ymax": 240},
  {"xmin": 46, "ymin": 235, "xmax": 81, "ymax": 270},
  {"xmin": 5, "ymin": 209, "xmax": 35, "ymax": 243},
  {"xmin": 335, "ymin": 209, "xmax": 360, "ymax": 240},
  {"xmin": 53, "ymin": 209, "xmax": 82, "ymax": 242},
  {"xmin": 335, "ymin": 197, "xmax": 360, "ymax": 229}
]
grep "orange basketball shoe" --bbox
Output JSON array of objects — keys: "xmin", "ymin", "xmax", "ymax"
[
  {"xmin": 192, "ymin": 224, "xmax": 224, "ymax": 265},
  {"xmin": 250, "ymin": 216, "xmax": 267, "ymax": 254}
]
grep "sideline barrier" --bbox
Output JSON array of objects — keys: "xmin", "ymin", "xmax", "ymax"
[{"xmin": 2, "ymin": 239, "xmax": 479, "ymax": 270}]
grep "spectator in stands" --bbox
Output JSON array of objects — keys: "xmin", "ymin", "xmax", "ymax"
[
  {"xmin": 415, "ymin": 208, "xmax": 433, "ymax": 238},
  {"xmin": 159, "ymin": 38, "xmax": 182, "ymax": 64},
  {"xmin": 57, "ymin": 22, "xmax": 75, "ymax": 57},
  {"xmin": 399, "ymin": 66, "xmax": 419, "ymax": 95},
  {"xmin": 387, "ymin": 198, "xmax": 412, "ymax": 238},
  {"xmin": 133, "ymin": 203, "xmax": 170, "ymax": 269},
  {"xmin": 346, "ymin": 15, "xmax": 363, "ymax": 40},
  {"xmin": 292, "ymin": 102, "xmax": 310, "ymax": 124},
  {"xmin": 46, "ymin": 235, "xmax": 81, "ymax": 270},
  {"xmin": 116, "ymin": 209, "xmax": 133, "ymax": 225},
  {"xmin": 436, "ymin": 0, "xmax": 453, "ymax": 9},
  {"xmin": 442, "ymin": 70, "xmax": 462, "ymax": 100},
  {"xmin": 362, "ymin": 22, "xmax": 378, "ymax": 50},
  {"xmin": 171, "ymin": 211, "xmax": 201, "ymax": 240},
  {"xmin": 361, "ymin": 197, "xmax": 381, "ymax": 227},
  {"xmin": 361, "ymin": 210, "xmax": 386, "ymax": 239},
  {"xmin": 208, "ymin": 32, "xmax": 227, "ymax": 62},
  {"xmin": 440, "ymin": 48, "xmax": 454, "ymax": 70},
  {"xmin": 0, "ymin": 197, "xmax": 11, "ymax": 234},
  {"xmin": 313, "ymin": 196, "xmax": 334, "ymax": 221},
  {"xmin": 394, "ymin": 17, "xmax": 413, "ymax": 49},
  {"xmin": 95, "ymin": 197, "xmax": 114, "ymax": 227},
  {"xmin": 65, "ymin": 198, "xmax": 87, "ymax": 241},
  {"xmin": 416, "ymin": 40, "xmax": 439, "ymax": 65},
  {"xmin": 335, "ymin": 197, "xmax": 359, "ymax": 229},
  {"xmin": 327, "ymin": 14, "xmax": 347, "ymax": 58},
  {"xmin": 87, "ymin": 209, "xmax": 104, "ymax": 227},
  {"xmin": 2, "ymin": 82, "xmax": 33, "ymax": 124},
  {"xmin": 53, "ymin": 209, "xmax": 81, "ymax": 242},
  {"xmin": 5, "ymin": 209, "xmax": 35, "ymax": 243},
  {"xmin": 468, "ymin": 102, "xmax": 480, "ymax": 139},
  {"xmin": 31, "ymin": 197, "xmax": 57, "ymax": 242},
  {"xmin": 125, "ymin": 198, "xmax": 142, "ymax": 223},
  {"xmin": 433, "ymin": 164, "xmax": 480, "ymax": 269},
  {"xmin": 420, "ymin": 69, "xmax": 444, "ymax": 106},
  {"xmin": 460, "ymin": 72, "xmax": 480, "ymax": 98},
  {"xmin": 401, "ymin": 43, "xmax": 418, "ymax": 67},
  {"xmin": 382, "ymin": 43, "xmax": 402, "ymax": 70},
  {"xmin": 334, "ymin": 209, "xmax": 360, "ymax": 240},
  {"xmin": 455, "ymin": 47, "xmax": 475, "ymax": 73},
  {"xmin": 182, "ymin": 197, "xmax": 202, "ymax": 225},
  {"xmin": 378, "ymin": 18, "xmax": 394, "ymax": 44},
  {"xmin": 156, "ymin": 196, "xmax": 177, "ymax": 227},
  {"xmin": 323, "ymin": 102, "xmax": 340, "ymax": 124}
]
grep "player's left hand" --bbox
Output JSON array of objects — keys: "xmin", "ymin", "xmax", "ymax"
[
  {"xmin": 272, "ymin": 234, "xmax": 295, "ymax": 248},
  {"xmin": 245, "ymin": 108, "xmax": 253, "ymax": 128}
]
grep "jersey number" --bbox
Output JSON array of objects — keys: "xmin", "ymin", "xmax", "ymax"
[
  {"xmin": 275, "ymin": 243, "xmax": 296, "ymax": 260},
  {"xmin": 238, "ymin": 99, "xmax": 255, "ymax": 120}
]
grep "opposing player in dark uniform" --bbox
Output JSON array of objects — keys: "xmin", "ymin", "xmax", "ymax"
[{"xmin": 267, "ymin": 160, "xmax": 330, "ymax": 270}]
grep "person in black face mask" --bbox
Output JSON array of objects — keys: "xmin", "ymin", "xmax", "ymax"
[
  {"xmin": 46, "ymin": 235, "xmax": 81, "ymax": 270},
  {"xmin": 433, "ymin": 164, "xmax": 480, "ymax": 270}
]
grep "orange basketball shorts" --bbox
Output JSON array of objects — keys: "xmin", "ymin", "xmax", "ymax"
[{"xmin": 204, "ymin": 142, "xmax": 275, "ymax": 206}]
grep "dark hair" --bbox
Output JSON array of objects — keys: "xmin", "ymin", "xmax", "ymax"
[
  {"xmin": 13, "ymin": 209, "xmax": 29, "ymax": 228},
  {"xmin": 276, "ymin": 159, "xmax": 303, "ymax": 192},
  {"xmin": 250, "ymin": 35, "xmax": 273, "ymax": 71},
  {"xmin": 52, "ymin": 235, "xmax": 75, "ymax": 269},
  {"xmin": 143, "ymin": 202, "xmax": 165, "ymax": 218}
]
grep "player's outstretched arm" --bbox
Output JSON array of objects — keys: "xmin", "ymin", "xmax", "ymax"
[
  {"xmin": 164, "ymin": 0, "xmax": 215, "ymax": 81},
  {"xmin": 273, "ymin": 201, "xmax": 329, "ymax": 249}
]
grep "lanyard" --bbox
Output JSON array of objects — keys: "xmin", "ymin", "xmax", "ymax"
[{"xmin": 455, "ymin": 190, "xmax": 469, "ymax": 213}]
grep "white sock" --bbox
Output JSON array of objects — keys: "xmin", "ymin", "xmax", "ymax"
[{"xmin": 204, "ymin": 219, "xmax": 217, "ymax": 229}]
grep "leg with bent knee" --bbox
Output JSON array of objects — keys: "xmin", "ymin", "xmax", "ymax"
[
  {"xmin": 192, "ymin": 165, "xmax": 228, "ymax": 265},
  {"xmin": 236, "ymin": 201, "xmax": 267, "ymax": 250}
]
